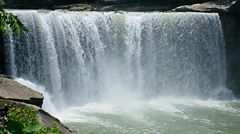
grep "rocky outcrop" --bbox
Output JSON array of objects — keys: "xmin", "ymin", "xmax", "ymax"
[
  {"xmin": 38, "ymin": 109, "xmax": 75, "ymax": 134},
  {"xmin": 0, "ymin": 99, "xmax": 75, "ymax": 134},
  {"xmin": 2, "ymin": 0, "xmax": 213, "ymax": 11},
  {"xmin": 172, "ymin": 0, "xmax": 236, "ymax": 12},
  {"xmin": 0, "ymin": 75, "xmax": 75, "ymax": 134},
  {"xmin": 54, "ymin": 4, "xmax": 93, "ymax": 11},
  {"xmin": 0, "ymin": 75, "xmax": 43, "ymax": 107},
  {"xmin": 229, "ymin": 0, "xmax": 240, "ymax": 13},
  {"xmin": 51, "ymin": 0, "xmax": 213, "ymax": 11},
  {"xmin": 220, "ymin": 13, "xmax": 240, "ymax": 97},
  {"xmin": 1, "ymin": 0, "xmax": 238, "ymax": 12}
]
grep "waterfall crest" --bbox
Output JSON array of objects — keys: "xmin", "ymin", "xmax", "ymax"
[{"xmin": 5, "ymin": 11, "xmax": 228, "ymax": 107}]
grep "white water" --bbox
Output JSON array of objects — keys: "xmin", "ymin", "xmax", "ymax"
[
  {"xmin": 4, "ymin": 11, "xmax": 239, "ymax": 133},
  {"xmin": 15, "ymin": 78, "xmax": 58, "ymax": 114}
]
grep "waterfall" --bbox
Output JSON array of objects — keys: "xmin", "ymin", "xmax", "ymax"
[{"xmin": 4, "ymin": 11, "xmax": 228, "ymax": 108}]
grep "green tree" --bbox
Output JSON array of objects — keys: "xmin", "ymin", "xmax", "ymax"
[
  {"xmin": 0, "ymin": 6, "xmax": 27, "ymax": 34},
  {"xmin": 0, "ymin": 6, "xmax": 27, "ymax": 76}
]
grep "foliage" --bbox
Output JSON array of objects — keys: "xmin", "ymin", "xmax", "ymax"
[
  {"xmin": 37, "ymin": 123, "xmax": 59, "ymax": 134},
  {"xmin": 7, "ymin": 106, "xmax": 38, "ymax": 128},
  {"xmin": 0, "ymin": 6, "xmax": 27, "ymax": 34},
  {"xmin": 0, "ymin": 128, "xmax": 12, "ymax": 134},
  {"xmin": 1, "ymin": 106, "xmax": 60, "ymax": 134},
  {"xmin": 22, "ymin": 123, "xmax": 59, "ymax": 134}
]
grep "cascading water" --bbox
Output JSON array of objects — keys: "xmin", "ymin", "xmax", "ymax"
[
  {"xmin": 5, "ymin": 11, "xmax": 227, "ymax": 104},
  {"xmin": 4, "ymin": 11, "xmax": 240, "ymax": 134}
]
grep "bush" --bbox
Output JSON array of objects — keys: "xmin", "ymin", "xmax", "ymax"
[
  {"xmin": 0, "ymin": 106, "xmax": 60, "ymax": 134},
  {"xmin": 0, "ymin": 6, "xmax": 27, "ymax": 34}
]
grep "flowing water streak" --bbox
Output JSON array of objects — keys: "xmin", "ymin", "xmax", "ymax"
[
  {"xmin": 5, "ymin": 31, "xmax": 17, "ymax": 77},
  {"xmin": 5, "ymin": 11, "xmax": 228, "ymax": 108}
]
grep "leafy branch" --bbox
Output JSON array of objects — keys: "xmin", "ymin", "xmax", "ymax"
[{"xmin": 0, "ymin": 6, "xmax": 27, "ymax": 34}]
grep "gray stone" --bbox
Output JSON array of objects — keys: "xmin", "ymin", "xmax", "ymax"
[
  {"xmin": 38, "ymin": 109, "xmax": 76, "ymax": 134},
  {"xmin": 0, "ymin": 0, "xmax": 4, "ymax": 5},
  {"xmin": 68, "ymin": 4, "xmax": 92, "ymax": 11},
  {"xmin": 0, "ymin": 75, "xmax": 43, "ymax": 107},
  {"xmin": 172, "ymin": 0, "xmax": 237, "ymax": 13}
]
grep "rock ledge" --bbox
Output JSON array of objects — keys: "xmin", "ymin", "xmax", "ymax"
[
  {"xmin": 0, "ymin": 74, "xmax": 75, "ymax": 134},
  {"xmin": 0, "ymin": 74, "xmax": 43, "ymax": 107}
]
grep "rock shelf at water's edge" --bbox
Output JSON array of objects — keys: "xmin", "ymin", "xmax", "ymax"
[{"xmin": 0, "ymin": 74, "xmax": 75, "ymax": 134}]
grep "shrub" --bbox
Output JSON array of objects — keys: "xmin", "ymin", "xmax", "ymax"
[
  {"xmin": 0, "ymin": 6, "xmax": 27, "ymax": 34},
  {"xmin": 0, "ymin": 106, "xmax": 60, "ymax": 134}
]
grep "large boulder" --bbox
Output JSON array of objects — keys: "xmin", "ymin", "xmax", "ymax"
[
  {"xmin": 0, "ymin": 75, "xmax": 43, "ymax": 107},
  {"xmin": 0, "ymin": 99, "xmax": 75, "ymax": 134}
]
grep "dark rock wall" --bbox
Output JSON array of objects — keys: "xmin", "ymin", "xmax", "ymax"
[
  {"xmin": 0, "ymin": 33, "xmax": 6, "ymax": 74},
  {"xmin": 220, "ymin": 13, "xmax": 240, "ymax": 96},
  {"xmin": 97, "ymin": 0, "xmax": 212, "ymax": 5},
  {"xmin": 2, "ymin": 0, "xmax": 95, "ymax": 9},
  {"xmin": 2, "ymin": 0, "xmax": 212, "ymax": 9}
]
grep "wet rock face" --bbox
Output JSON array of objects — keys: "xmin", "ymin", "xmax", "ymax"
[
  {"xmin": 0, "ymin": 75, "xmax": 43, "ymax": 107},
  {"xmin": 220, "ymin": 13, "xmax": 240, "ymax": 97},
  {"xmin": 229, "ymin": 0, "xmax": 240, "ymax": 13},
  {"xmin": 0, "ymin": 33, "xmax": 5, "ymax": 75}
]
